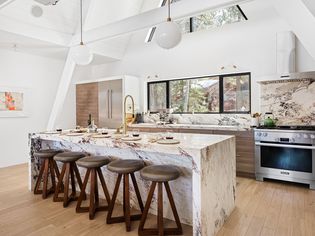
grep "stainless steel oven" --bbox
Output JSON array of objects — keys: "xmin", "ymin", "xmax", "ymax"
[{"xmin": 254, "ymin": 128, "xmax": 315, "ymax": 189}]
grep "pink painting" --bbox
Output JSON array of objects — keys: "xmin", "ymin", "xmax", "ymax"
[{"xmin": 0, "ymin": 91, "xmax": 24, "ymax": 111}]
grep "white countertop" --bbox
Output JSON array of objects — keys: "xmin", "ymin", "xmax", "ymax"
[{"xmin": 33, "ymin": 130, "xmax": 234, "ymax": 154}]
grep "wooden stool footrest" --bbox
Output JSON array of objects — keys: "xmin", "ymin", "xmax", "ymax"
[
  {"xmin": 139, "ymin": 228, "xmax": 183, "ymax": 236},
  {"xmin": 107, "ymin": 214, "xmax": 142, "ymax": 224}
]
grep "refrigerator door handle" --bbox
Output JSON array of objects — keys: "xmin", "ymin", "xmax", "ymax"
[
  {"xmin": 107, "ymin": 90, "xmax": 110, "ymax": 119},
  {"xmin": 110, "ymin": 89, "xmax": 113, "ymax": 119}
]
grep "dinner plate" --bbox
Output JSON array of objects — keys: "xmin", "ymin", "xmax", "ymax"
[
  {"xmin": 91, "ymin": 134, "xmax": 111, "ymax": 138},
  {"xmin": 121, "ymin": 136, "xmax": 142, "ymax": 141},
  {"xmin": 65, "ymin": 133, "xmax": 84, "ymax": 137},
  {"xmin": 42, "ymin": 131, "xmax": 59, "ymax": 134},
  {"xmin": 157, "ymin": 139, "xmax": 180, "ymax": 145}
]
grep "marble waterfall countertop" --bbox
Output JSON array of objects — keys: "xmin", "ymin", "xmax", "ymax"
[
  {"xmin": 29, "ymin": 130, "xmax": 236, "ymax": 236},
  {"xmin": 129, "ymin": 122, "xmax": 250, "ymax": 131}
]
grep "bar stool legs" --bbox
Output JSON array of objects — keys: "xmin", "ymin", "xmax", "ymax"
[
  {"xmin": 139, "ymin": 182, "xmax": 182, "ymax": 236},
  {"xmin": 34, "ymin": 157, "xmax": 61, "ymax": 199},
  {"xmin": 107, "ymin": 173, "xmax": 144, "ymax": 232},
  {"xmin": 76, "ymin": 167, "xmax": 111, "ymax": 219},
  {"xmin": 53, "ymin": 162, "xmax": 85, "ymax": 207},
  {"xmin": 139, "ymin": 164, "xmax": 183, "ymax": 236}
]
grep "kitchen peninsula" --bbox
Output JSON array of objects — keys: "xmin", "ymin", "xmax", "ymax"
[{"xmin": 29, "ymin": 131, "xmax": 236, "ymax": 236}]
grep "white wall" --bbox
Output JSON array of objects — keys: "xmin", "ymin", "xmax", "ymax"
[
  {"xmin": 0, "ymin": 50, "xmax": 65, "ymax": 168},
  {"xmin": 88, "ymin": 6, "xmax": 315, "ymax": 113}
]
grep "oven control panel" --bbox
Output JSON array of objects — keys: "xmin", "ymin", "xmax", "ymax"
[{"xmin": 254, "ymin": 129, "xmax": 315, "ymax": 145}]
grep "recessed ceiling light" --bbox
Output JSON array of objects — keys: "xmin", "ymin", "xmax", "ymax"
[{"xmin": 31, "ymin": 5, "xmax": 43, "ymax": 17}]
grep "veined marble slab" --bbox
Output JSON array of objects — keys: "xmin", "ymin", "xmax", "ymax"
[
  {"xmin": 29, "ymin": 131, "xmax": 236, "ymax": 236},
  {"xmin": 260, "ymin": 79, "xmax": 315, "ymax": 125}
]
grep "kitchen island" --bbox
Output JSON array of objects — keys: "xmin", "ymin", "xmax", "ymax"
[{"xmin": 29, "ymin": 131, "xmax": 236, "ymax": 236}]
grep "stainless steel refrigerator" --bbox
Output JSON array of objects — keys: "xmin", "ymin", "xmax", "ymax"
[{"xmin": 98, "ymin": 79, "xmax": 123, "ymax": 128}]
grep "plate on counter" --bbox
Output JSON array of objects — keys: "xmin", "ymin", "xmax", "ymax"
[
  {"xmin": 42, "ymin": 131, "xmax": 60, "ymax": 134},
  {"xmin": 157, "ymin": 139, "xmax": 180, "ymax": 145},
  {"xmin": 91, "ymin": 134, "xmax": 111, "ymax": 138},
  {"xmin": 65, "ymin": 133, "xmax": 84, "ymax": 137},
  {"xmin": 121, "ymin": 136, "xmax": 142, "ymax": 142}
]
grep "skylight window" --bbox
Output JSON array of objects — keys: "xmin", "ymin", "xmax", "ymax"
[{"xmin": 145, "ymin": 3, "xmax": 247, "ymax": 43}]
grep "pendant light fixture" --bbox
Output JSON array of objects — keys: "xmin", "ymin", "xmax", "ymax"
[
  {"xmin": 155, "ymin": 0, "xmax": 182, "ymax": 49},
  {"xmin": 71, "ymin": 0, "xmax": 93, "ymax": 65}
]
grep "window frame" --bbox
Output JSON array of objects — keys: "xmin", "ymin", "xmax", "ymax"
[
  {"xmin": 147, "ymin": 72, "xmax": 251, "ymax": 114},
  {"xmin": 145, "ymin": 4, "xmax": 248, "ymax": 43}
]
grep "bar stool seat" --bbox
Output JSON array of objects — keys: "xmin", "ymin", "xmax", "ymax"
[
  {"xmin": 107, "ymin": 159, "xmax": 145, "ymax": 232},
  {"xmin": 53, "ymin": 152, "xmax": 87, "ymax": 207},
  {"xmin": 107, "ymin": 159, "xmax": 144, "ymax": 174},
  {"xmin": 77, "ymin": 156, "xmax": 110, "ymax": 168},
  {"xmin": 140, "ymin": 165, "xmax": 180, "ymax": 182},
  {"xmin": 139, "ymin": 165, "xmax": 183, "ymax": 236},
  {"xmin": 34, "ymin": 150, "xmax": 63, "ymax": 199},
  {"xmin": 34, "ymin": 150, "xmax": 61, "ymax": 159},
  {"xmin": 76, "ymin": 156, "xmax": 111, "ymax": 220},
  {"xmin": 54, "ymin": 152, "xmax": 86, "ymax": 162}
]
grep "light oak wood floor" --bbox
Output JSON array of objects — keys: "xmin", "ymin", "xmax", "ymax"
[{"xmin": 0, "ymin": 164, "xmax": 314, "ymax": 236}]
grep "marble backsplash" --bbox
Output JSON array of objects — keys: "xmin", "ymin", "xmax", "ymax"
[
  {"xmin": 143, "ymin": 113, "xmax": 251, "ymax": 127},
  {"xmin": 260, "ymin": 79, "xmax": 315, "ymax": 125}
]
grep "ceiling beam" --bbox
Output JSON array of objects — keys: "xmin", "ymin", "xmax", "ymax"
[
  {"xmin": 272, "ymin": 0, "xmax": 315, "ymax": 60},
  {"xmin": 70, "ymin": 0, "xmax": 252, "ymax": 46},
  {"xmin": 47, "ymin": 48, "xmax": 76, "ymax": 130},
  {"xmin": 0, "ymin": 15, "xmax": 72, "ymax": 46}
]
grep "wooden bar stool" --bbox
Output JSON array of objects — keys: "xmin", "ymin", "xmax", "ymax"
[
  {"xmin": 53, "ymin": 152, "xmax": 86, "ymax": 207},
  {"xmin": 76, "ymin": 156, "xmax": 111, "ymax": 220},
  {"xmin": 107, "ymin": 159, "xmax": 145, "ymax": 232},
  {"xmin": 33, "ymin": 150, "xmax": 62, "ymax": 199},
  {"xmin": 138, "ymin": 165, "xmax": 183, "ymax": 236}
]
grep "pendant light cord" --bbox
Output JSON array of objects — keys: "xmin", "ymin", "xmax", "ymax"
[
  {"xmin": 80, "ymin": 0, "xmax": 83, "ymax": 45},
  {"xmin": 167, "ymin": 0, "xmax": 171, "ymax": 22}
]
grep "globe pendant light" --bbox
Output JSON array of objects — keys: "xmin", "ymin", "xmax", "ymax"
[
  {"xmin": 156, "ymin": 0, "xmax": 182, "ymax": 49},
  {"xmin": 71, "ymin": 0, "xmax": 93, "ymax": 65}
]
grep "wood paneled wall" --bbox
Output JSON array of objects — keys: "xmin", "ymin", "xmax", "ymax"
[{"xmin": 76, "ymin": 83, "xmax": 99, "ymax": 127}]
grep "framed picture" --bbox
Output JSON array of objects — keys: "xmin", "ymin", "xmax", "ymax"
[{"xmin": 0, "ymin": 87, "xmax": 30, "ymax": 117}]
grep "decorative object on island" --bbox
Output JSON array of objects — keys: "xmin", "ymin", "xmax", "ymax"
[
  {"xmin": 71, "ymin": 0, "xmax": 93, "ymax": 65},
  {"xmin": 0, "ymin": 87, "xmax": 29, "ymax": 117},
  {"xmin": 155, "ymin": 0, "xmax": 182, "ymax": 49}
]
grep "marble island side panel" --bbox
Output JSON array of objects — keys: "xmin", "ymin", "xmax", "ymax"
[{"xmin": 29, "ymin": 132, "xmax": 236, "ymax": 236}]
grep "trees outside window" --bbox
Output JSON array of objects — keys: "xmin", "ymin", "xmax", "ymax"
[{"xmin": 148, "ymin": 73, "xmax": 251, "ymax": 114}]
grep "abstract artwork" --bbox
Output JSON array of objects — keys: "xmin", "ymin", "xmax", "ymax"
[
  {"xmin": 0, "ymin": 87, "xmax": 28, "ymax": 117},
  {"xmin": 0, "ymin": 92, "xmax": 24, "ymax": 111}
]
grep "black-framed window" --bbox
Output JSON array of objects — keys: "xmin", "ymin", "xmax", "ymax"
[
  {"xmin": 145, "ymin": 3, "xmax": 247, "ymax": 43},
  {"xmin": 147, "ymin": 72, "xmax": 251, "ymax": 114}
]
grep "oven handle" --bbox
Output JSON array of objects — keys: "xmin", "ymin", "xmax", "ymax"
[{"xmin": 255, "ymin": 142, "xmax": 315, "ymax": 150}]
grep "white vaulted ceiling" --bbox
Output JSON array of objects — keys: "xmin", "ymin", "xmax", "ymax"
[{"xmin": 0, "ymin": 0, "xmax": 80, "ymax": 34}]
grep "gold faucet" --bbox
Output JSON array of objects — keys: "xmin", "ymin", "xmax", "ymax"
[{"xmin": 123, "ymin": 95, "xmax": 135, "ymax": 134}]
